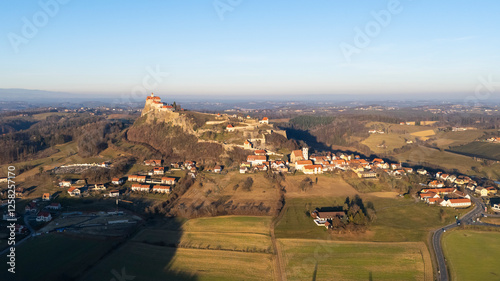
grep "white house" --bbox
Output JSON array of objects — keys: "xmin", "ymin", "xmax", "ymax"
[{"xmin": 36, "ymin": 211, "xmax": 52, "ymax": 222}]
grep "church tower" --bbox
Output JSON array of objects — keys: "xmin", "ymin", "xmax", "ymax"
[{"xmin": 302, "ymin": 147, "xmax": 309, "ymax": 160}]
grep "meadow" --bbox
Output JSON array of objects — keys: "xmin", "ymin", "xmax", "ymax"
[
  {"xmin": 448, "ymin": 141, "xmax": 500, "ymax": 161},
  {"xmin": 442, "ymin": 230, "xmax": 500, "ymax": 281},
  {"xmin": 82, "ymin": 216, "xmax": 275, "ymax": 281},
  {"xmin": 279, "ymin": 238, "xmax": 431, "ymax": 281}
]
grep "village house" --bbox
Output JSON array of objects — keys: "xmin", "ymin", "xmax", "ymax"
[
  {"xmin": 303, "ymin": 165, "xmax": 323, "ymax": 175},
  {"xmin": 243, "ymin": 140, "xmax": 253, "ymax": 149},
  {"xmin": 295, "ymin": 160, "xmax": 313, "ymax": 171},
  {"xmin": 36, "ymin": 211, "xmax": 52, "ymax": 222},
  {"xmin": 46, "ymin": 203, "xmax": 61, "ymax": 210},
  {"xmin": 255, "ymin": 149, "xmax": 266, "ymax": 156},
  {"xmin": 259, "ymin": 117, "xmax": 269, "ymax": 124},
  {"xmin": 112, "ymin": 178, "xmax": 124, "ymax": 185},
  {"xmin": 67, "ymin": 187, "xmax": 81, "ymax": 197},
  {"xmin": 152, "ymin": 185, "xmax": 171, "ymax": 193},
  {"xmin": 136, "ymin": 176, "xmax": 147, "ymax": 183},
  {"xmin": 240, "ymin": 166, "xmax": 249, "ymax": 174},
  {"xmin": 428, "ymin": 180, "xmax": 445, "ymax": 188},
  {"xmin": 108, "ymin": 190, "xmax": 120, "ymax": 197},
  {"xmin": 25, "ymin": 201, "xmax": 38, "ymax": 214},
  {"xmin": 15, "ymin": 224, "xmax": 28, "ymax": 235},
  {"xmin": 226, "ymin": 124, "xmax": 235, "ymax": 132},
  {"xmin": 357, "ymin": 171, "xmax": 377, "ymax": 178},
  {"xmin": 247, "ymin": 155, "xmax": 267, "ymax": 166},
  {"xmin": 92, "ymin": 184, "xmax": 107, "ymax": 191},
  {"xmin": 440, "ymin": 198, "xmax": 472, "ymax": 208},
  {"xmin": 417, "ymin": 169, "xmax": 428, "ymax": 175},
  {"xmin": 144, "ymin": 159, "xmax": 162, "ymax": 166},
  {"xmin": 161, "ymin": 177, "xmax": 176, "ymax": 185},
  {"xmin": 132, "ymin": 184, "xmax": 151, "ymax": 192},
  {"xmin": 213, "ymin": 166, "xmax": 222, "ymax": 173},
  {"xmin": 42, "ymin": 193, "xmax": 51, "ymax": 201},
  {"xmin": 59, "ymin": 180, "xmax": 73, "ymax": 188},
  {"xmin": 153, "ymin": 167, "xmax": 165, "ymax": 175}
]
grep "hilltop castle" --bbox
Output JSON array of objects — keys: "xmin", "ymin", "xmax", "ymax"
[{"xmin": 144, "ymin": 93, "xmax": 175, "ymax": 113}]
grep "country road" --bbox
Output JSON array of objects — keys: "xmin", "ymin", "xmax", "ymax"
[{"xmin": 432, "ymin": 194, "xmax": 500, "ymax": 281}]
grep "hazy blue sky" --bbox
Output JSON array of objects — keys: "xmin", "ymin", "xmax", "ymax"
[{"xmin": 1, "ymin": 0, "xmax": 499, "ymax": 98}]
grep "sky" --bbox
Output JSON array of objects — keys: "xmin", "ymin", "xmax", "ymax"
[{"xmin": 1, "ymin": 0, "xmax": 499, "ymax": 100}]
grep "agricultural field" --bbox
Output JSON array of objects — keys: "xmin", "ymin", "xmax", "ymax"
[
  {"xmin": 442, "ymin": 230, "xmax": 500, "ymax": 281},
  {"xmin": 283, "ymin": 174, "xmax": 358, "ymax": 198},
  {"xmin": 279, "ymin": 239, "xmax": 431, "ymax": 281},
  {"xmin": 410, "ymin": 129, "xmax": 435, "ymax": 141},
  {"xmin": 275, "ymin": 195, "xmax": 464, "ymax": 242},
  {"xmin": 432, "ymin": 130, "xmax": 485, "ymax": 148},
  {"xmin": 133, "ymin": 216, "xmax": 273, "ymax": 252},
  {"xmin": 361, "ymin": 133, "xmax": 411, "ymax": 154},
  {"xmin": 448, "ymin": 141, "xmax": 500, "ymax": 161},
  {"xmin": 393, "ymin": 145, "xmax": 500, "ymax": 180},
  {"xmin": 176, "ymin": 171, "xmax": 282, "ymax": 216},
  {"xmin": 82, "ymin": 216, "xmax": 274, "ymax": 281},
  {"xmin": 0, "ymin": 234, "xmax": 119, "ymax": 281}
]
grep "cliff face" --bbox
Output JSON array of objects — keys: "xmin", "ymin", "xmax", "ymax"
[{"xmin": 141, "ymin": 96, "xmax": 196, "ymax": 133}]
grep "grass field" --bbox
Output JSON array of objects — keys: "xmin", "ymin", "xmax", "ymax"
[
  {"xmin": 393, "ymin": 145, "xmax": 500, "ymax": 180},
  {"xmin": 410, "ymin": 129, "xmax": 435, "ymax": 141},
  {"xmin": 361, "ymin": 133, "xmax": 411, "ymax": 154},
  {"xmin": 442, "ymin": 230, "xmax": 500, "ymax": 281},
  {"xmin": 0, "ymin": 234, "xmax": 118, "ymax": 281},
  {"xmin": 82, "ymin": 216, "xmax": 275, "ymax": 281},
  {"xmin": 275, "ymin": 196, "xmax": 464, "ymax": 242},
  {"xmin": 133, "ymin": 216, "xmax": 273, "ymax": 252},
  {"xmin": 433, "ymin": 130, "xmax": 485, "ymax": 148},
  {"xmin": 279, "ymin": 238, "xmax": 431, "ymax": 281},
  {"xmin": 448, "ymin": 141, "xmax": 500, "ymax": 161},
  {"xmin": 81, "ymin": 242, "xmax": 273, "ymax": 281},
  {"xmin": 284, "ymin": 173, "xmax": 358, "ymax": 198}
]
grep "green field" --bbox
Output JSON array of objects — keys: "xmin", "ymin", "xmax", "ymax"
[
  {"xmin": 448, "ymin": 141, "xmax": 500, "ymax": 161},
  {"xmin": 0, "ymin": 234, "xmax": 118, "ymax": 281},
  {"xmin": 442, "ymin": 230, "xmax": 500, "ymax": 281},
  {"xmin": 279, "ymin": 239, "xmax": 431, "ymax": 281},
  {"xmin": 82, "ymin": 216, "xmax": 275, "ymax": 281},
  {"xmin": 276, "ymin": 196, "xmax": 464, "ymax": 242}
]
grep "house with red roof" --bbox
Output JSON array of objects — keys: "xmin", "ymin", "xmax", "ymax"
[
  {"xmin": 36, "ymin": 211, "xmax": 52, "ymax": 222},
  {"xmin": 161, "ymin": 177, "xmax": 176, "ymax": 185},
  {"xmin": 247, "ymin": 155, "xmax": 267, "ymax": 166},
  {"xmin": 303, "ymin": 165, "xmax": 323, "ymax": 175},
  {"xmin": 259, "ymin": 117, "xmax": 269, "ymax": 124},
  {"xmin": 67, "ymin": 187, "xmax": 80, "ymax": 197},
  {"xmin": 152, "ymin": 185, "xmax": 171, "ymax": 194}
]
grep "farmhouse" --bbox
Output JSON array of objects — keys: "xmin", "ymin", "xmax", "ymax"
[
  {"xmin": 136, "ymin": 176, "xmax": 147, "ymax": 183},
  {"xmin": 295, "ymin": 160, "xmax": 313, "ymax": 171},
  {"xmin": 244, "ymin": 140, "xmax": 253, "ymax": 149},
  {"xmin": 226, "ymin": 124, "xmax": 235, "ymax": 132},
  {"xmin": 312, "ymin": 210, "xmax": 345, "ymax": 219},
  {"xmin": 59, "ymin": 180, "xmax": 73, "ymax": 188},
  {"xmin": 108, "ymin": 190, "xmax": 120, "ymax": 197}
]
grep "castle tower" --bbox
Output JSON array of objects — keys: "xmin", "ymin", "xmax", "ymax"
[{"xmin": 302, "ymin": 147, "xmax": 309, "ymax": 160}]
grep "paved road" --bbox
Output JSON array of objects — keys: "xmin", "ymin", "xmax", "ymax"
[{"xmin": 432, "ymin": 194, "xmax": 500, "ymax": 281}]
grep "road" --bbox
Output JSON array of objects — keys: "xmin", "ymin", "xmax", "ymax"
[{"xmin": 432, "ymin": 194, "xmax": 500, "ymax": 281}]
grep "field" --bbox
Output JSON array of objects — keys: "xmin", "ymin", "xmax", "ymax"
[
  {"xmin": 433, "ymin": 130, "xmax": 485, "ymax": 148},
  {"xmin": 133, "ymin": 216, "xmax": 273, "ymax": 252},
  {"xmin": 279, "ymin": 239, "xmax": 431, "ymax": 281},
  {"xmin": 361, "ymin": 133, "xmax": 410, "ymax": 154},
  {"xmin": 393, "ymin": 145, "xmax": 500, "ymax": 180},
  {"xmin": 284, "ymin": 174, "xmax": 358, "ymax": 198},
  {"xmin": 448, "ymin": 141, "xmax": 500, "ymax": 161},
  {"xmin": 176, "ymin": 171, "xmax": 282, "ymax": 216},
  {"xmin": 0, "ymin": 234, "xmax": 119, "ymax": 281},
  {"xmin": 276, "ymin": 195, "xmax": 464, "ymax": 242},
  {"xmin": 81, "ymin": 216, "xmax": 275, "ymax": 281},
  {"xmin": 442, "ymin": 230, "xmax": 500, "ymax": 281},
  {"xmin": 410, "ymin": 129, "xmax": 435, "ymax": 141}
]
